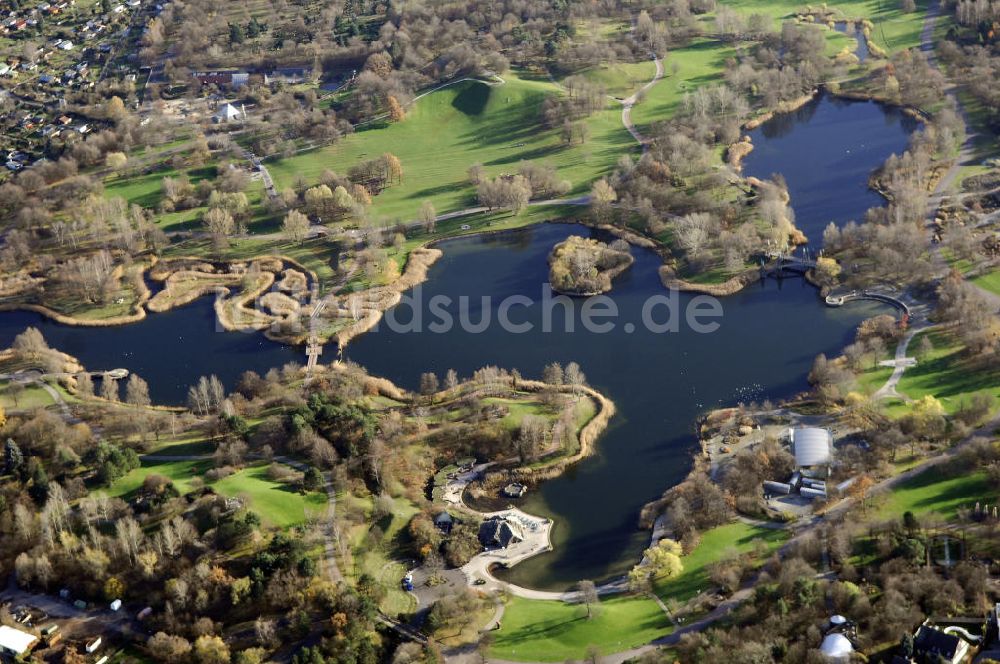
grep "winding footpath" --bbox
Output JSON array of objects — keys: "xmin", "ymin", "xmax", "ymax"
[
  {"xmin": 619, "ymin": 54, "xmax": 664, "ymax": 150},
  {"xmin": 873, "ymin": 323, "xmax": 936, "ymax": 401}
]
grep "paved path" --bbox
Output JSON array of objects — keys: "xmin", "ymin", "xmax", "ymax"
[
  {"xmin": 619, "ymin": 54, "xmax": 664, "ymax": 150},
  {"xmin": 0, "ymin": 370, "xmax": 79, "ymax": 424},
  {"xmin": 873, "ymin": 324, "xmax": 937, "ymax": 401}
]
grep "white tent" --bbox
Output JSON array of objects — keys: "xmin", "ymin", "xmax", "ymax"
[
  {"xmin": 0, "ymin": 625, "xmax": 38, "ymax": 656},
  {"xmin": 213, "ymin": 103, "xmax": 242, "ymax": 123},
  {"xmin": 819, "ymin": 633, "xmax": 853, "ymax": 661}
]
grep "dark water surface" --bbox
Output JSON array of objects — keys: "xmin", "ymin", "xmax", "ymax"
[
  {"xmin": 0, "ymin": 300, "xmax": 301, "ymax": 404},
  {"xmin": 743, "ymin": 93, "xmax": 916, "ymax": 245},
  {"xmin": 834, "ymin": 21, "xmax": 871, "ymax": 61},
  {"xmin": 347, "ymin": 223, "xmax": 885, "ymax": 589}
]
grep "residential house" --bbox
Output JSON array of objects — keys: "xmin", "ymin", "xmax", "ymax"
[
  {"xmin": 478, "ymin": 515, "xmax": 524, "ymax": 549},
  {"xmin": 192, "ymin": 70, "xmax": 249, "ymax": 89},
  {"xmin": 264, "ymin": 66, "xmax": 312, "ymax": 85},
  {"xmin": 434, "ymin": 511, "xmax": 454, "ymax": 534}
]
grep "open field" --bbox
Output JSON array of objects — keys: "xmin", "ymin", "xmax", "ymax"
[
  {"xmin": 0, "ymin": 380, "xmax": 56, "ymax": 411},
  {"xmin": 106, "ymin": 458, "xmax": 210, "ymax": 497},
  {"xmin": 972, "ymin": 268, "xmax": 1000, "ymax": 298},
  {"xmin": 268, "ymin": 71, "xmax": 636, "ymax": 221},
  {"xmin": 629, "ymin": 38, "xmax": 736, "ymax": 135},
  {"xmin": 105, "ymin": 459, "xmax": 326, "ymax": 528},
  {"xmin": 212, "ymin": 463, "xmax": 328, "ymax": 527},
  {"xmin": 105, "ymin": 164, "xmax": 275, "ymax": 233},
  {"xmin": 717, "ymin": 0, "xmax": 929, "ymax": 51},
  {"xmin": 490, "ymin": 594, "xmax": 670, "ymax": 662},
  {"xmin": 566, "ymin": 61, "xmax": 657, "ymax": 99},
  {"xmin": 480, "ymin": 395, "xmax": 595, "ymax": 434},
  {"xmin": 654, "ymin": 521, "xmax": 788, "ymax": 603},
  {"xmin": 875, "ymin": 468, "xmax": 990, "ymax": 519},
  {"xmin": 857, "ymin": 362, "xmax": 894, "ymax": 396},
  {"xmin": 894, "ymin": 330, "xmax": 1000, "ymax": 415}
]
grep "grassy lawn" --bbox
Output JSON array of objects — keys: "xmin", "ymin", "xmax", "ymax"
[
  {"xmin": 343, "ymin": 493, "xmax": 420, "ymax": 617},
  {"xmin": 211, "ymin": 463, "xmax": 327, "ymax": 528},
  {"xmin": 565, "ymin": 61, "xmax": 657, "ymax": 99},
  {"xmin": 895, "ymin": 330, "xmax": 1000, "ymax": 415},
  {"xmin": 105, "ymin": 164, "xmax": 217, "ymax": 209},
  {"xmin": 480, "ymin": 395, "xmax": 595, "ymax": 432},
  {"xmin": 654, "ymin": 521, "xmax": 788, "ymax": 604},
  {"xmin": 857, "ymin": 363, "xmax": 893, "ymax": 395},
  {"xmin": 490, "ymin": 594, "xmax": 670, "ymax": 662},
  {"xmin": 106, "ymin": 458, "xmax": 210, "ymax": 498},
  {"xmin": 716, "ymin": 0, "xmax": 929, "ymax": 51},
  {"xmin": 104, "ymin": 164, "xmax": 275, "ymax": 234},
  {"xmin": 855, "ymin": 340, "xmax": 899, "ymax": 396},
  {"xmin": 105, "ymin": 460, "xmax": 326, "ymax": 528},
  {"xmin": 875, "ymin": 468, "xmax": 990, "ymax": 519},
  {"xmin": 939, "ymin": 247, "xmax": 976, "ymax": 275},
  {"xmin": 972, "ymin": 268, "xmax": 1000, "ymax": 298},
  {"xmin": 268, "ymin": 71, "xmax": 636, "ymax": 221},
  {"xmin": 630, "ymin": 38, "xmax": 736, "ymax": 136},
  {"xmin": 146, "ymin": 433, "xmax": 217, "ymax": 456},
  {"xmin": 0, "ymin": 380, "xmax": 55, "ymax": 411}
]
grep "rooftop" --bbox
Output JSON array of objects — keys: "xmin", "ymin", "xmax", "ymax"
[
  {"xmin": 790, "ymin": 427, "xmax": 833, "ymax": 467},
  {"xmin": 0, "ymin": 625, "xmax": 39, "ymax": 655}
]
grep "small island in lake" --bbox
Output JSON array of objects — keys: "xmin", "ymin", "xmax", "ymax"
[{"xmin": 548, "ymin": 235, "xmax": 634, "ymax": 295}]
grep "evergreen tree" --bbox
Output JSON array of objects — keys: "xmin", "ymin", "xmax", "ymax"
[{"xmin": 3, "ymin": 438, "xmax": 23, "ymax": 475}]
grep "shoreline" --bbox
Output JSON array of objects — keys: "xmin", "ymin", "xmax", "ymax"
[{"xmin": 0, "ymin": 78, "xmax": 922, "ymax": 338}]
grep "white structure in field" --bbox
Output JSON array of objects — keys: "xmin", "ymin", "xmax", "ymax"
[
  {"xmin": 789, "ymin": 427, "xmax": 833, "ymax": 470},
  {"xmin": 0, "ymin": 625, "xmax": 39, "ymax": 657},
  {"xmin": 819, "ymin": 633, "xmax": 853, "ymax": 661},
  {"xmin": 213, "ymin": 103, "xmax": 243, "ymax": 123}
]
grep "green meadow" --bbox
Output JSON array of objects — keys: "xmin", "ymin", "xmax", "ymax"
[
  {"xmin": 106, "ymin": 459, "xmax": 326, "ymax": 528},
  {"xmin": 268, "ymin": 71, "xmax": 636, "ymax": 221}
]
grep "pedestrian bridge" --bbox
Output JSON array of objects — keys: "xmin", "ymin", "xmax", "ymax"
[
  {"xmin": 825, "ymin": 289, "xmax": 910, "ymax": 315},
  {"xmin": 761, "ymin": 252, "xmax": 818, "ymax": 275}
]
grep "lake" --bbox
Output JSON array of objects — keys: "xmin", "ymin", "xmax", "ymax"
[
  {"xmin": 346, "ymin": 220, "xmax": 885, "ymax": 589},
  {"xmin": 0, "ymin": 301, "xmax": 301, "ymax": 404},
  {"xmin": 0, "ymin": 94, "xmax": 907, "ymax": 589},
  {"xmin": 742, "ymin": 92, "xmax": 916, "ymax": 245}
]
